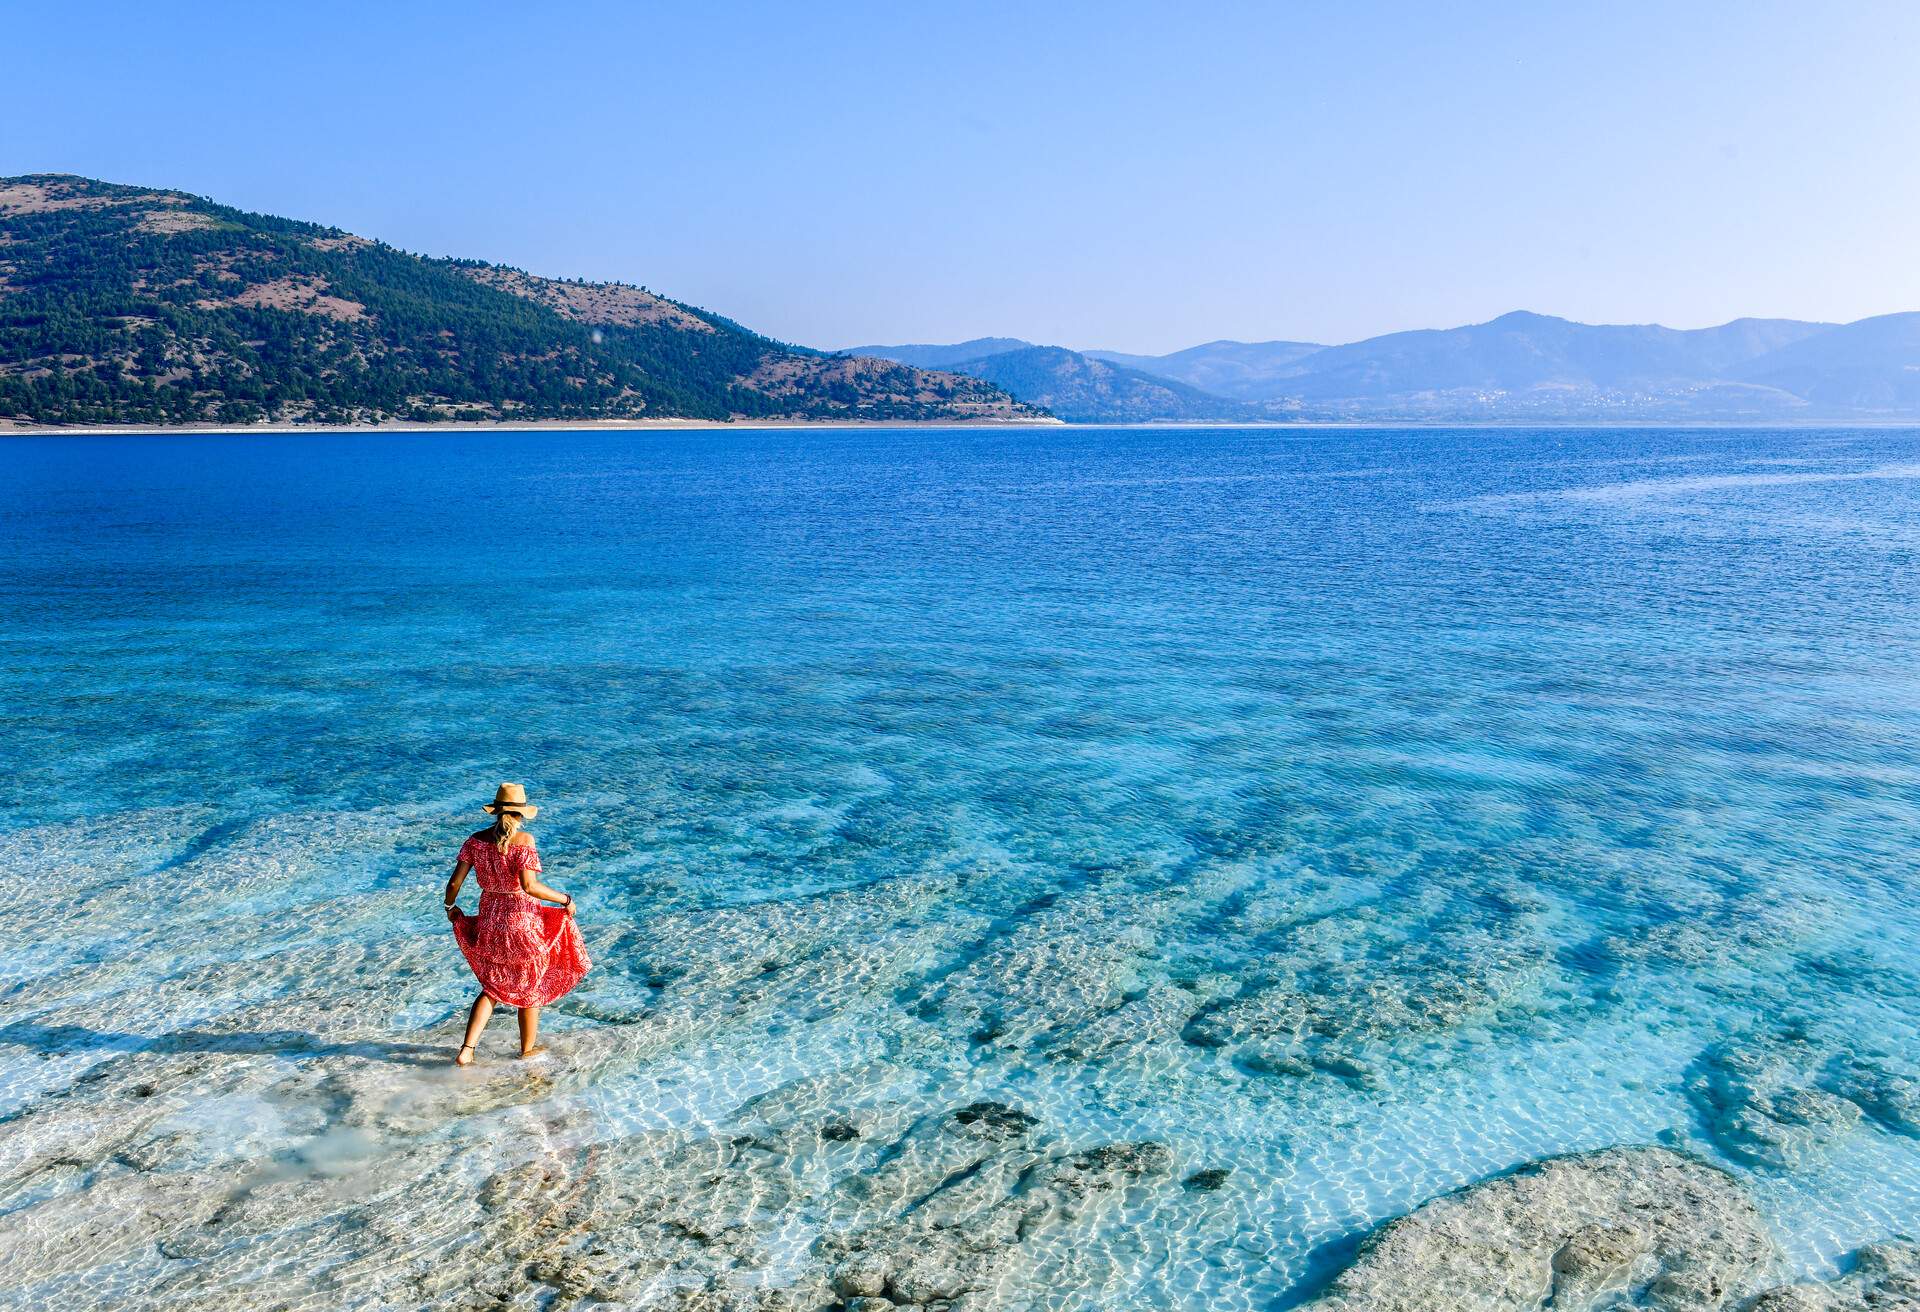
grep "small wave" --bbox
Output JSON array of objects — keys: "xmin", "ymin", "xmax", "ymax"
[{"xmin": 1438, "ymin": 462, "xmax": 1920, "ymax": 510}]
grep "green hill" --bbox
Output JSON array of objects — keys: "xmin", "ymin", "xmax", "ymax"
[{"xmin": 0, "ymin": 175, "xmax": 1041, "ymax": 427}]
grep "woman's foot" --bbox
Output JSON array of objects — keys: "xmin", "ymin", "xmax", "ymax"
[
  {"xmin": 518, "ymin": 1045, "xmax": 548, "ymax": 1060},
  {"xmin": 454, "ymin": 1043, "xmax": 476, "ymax": 1067}
]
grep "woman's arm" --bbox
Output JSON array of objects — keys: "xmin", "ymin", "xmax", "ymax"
[
  {"xmin": 444, "ymin": 859, "xmax": 471, "ymax": 921},
  {"xmin": 518, "ymin": 858, "xmax": 575, "ymax": 912}
]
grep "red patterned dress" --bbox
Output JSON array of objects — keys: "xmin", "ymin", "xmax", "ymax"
[{"xmin": 450, "ymin": 834, "xmax": 590, "ymax": 1007}]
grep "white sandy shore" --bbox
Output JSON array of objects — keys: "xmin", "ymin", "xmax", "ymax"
[
  {"xmin": 0, "ymin": 415, "xmax": 1068, "ymax": 437},
  {"xmin": 6, "ymin": 417, "xmax": 1919, "ymax": 436}
]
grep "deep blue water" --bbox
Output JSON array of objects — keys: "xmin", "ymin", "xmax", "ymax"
[{"xmin": 2, "ymin": 425, "xmax": 1919, "ymax": 1307}]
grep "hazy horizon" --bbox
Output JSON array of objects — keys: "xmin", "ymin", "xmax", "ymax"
[
  {"xmin": 8, "ymin": 2, "xmax": 1920, "ymax": 354},
  {"xmin": 844, "ymin": 308, "xmax": 1887, "ymax": 359}
]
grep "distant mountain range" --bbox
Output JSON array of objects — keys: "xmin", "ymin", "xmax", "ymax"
[
  {"xmin": 850, "ymin": 343, "xmax": 1247, "ymax": 424},
  {"xmin": 10, "ymin": 173, "xmax": 1918, "ymax": 430},
  {"xmin": 841, "ymin": 338, "xmax": 1035, "ymax": 371},
  {"xmin": 850, "ymin": 310, "xmax": 1920, "ymax": 422},
  {"xmin": 0, "ymin": 175, "xmax": 1040, "ymax": 427},
  {"xmin": 1085, "ymin": 339, "xmax": 1327, "ymax": 401}
]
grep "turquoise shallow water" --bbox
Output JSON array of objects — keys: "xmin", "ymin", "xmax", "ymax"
[{"xmin": 2, "ymin": 424, "xmax": 1919, "ymax": 1308}]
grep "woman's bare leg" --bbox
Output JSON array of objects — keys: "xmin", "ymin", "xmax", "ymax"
[
  {"xmin": 518, "ymin": 1006, "xmax": 544, "ymax": 1058},
  {"xmin": 456, "ymin": 994, "xmax": 494, "ymax": 1065}
]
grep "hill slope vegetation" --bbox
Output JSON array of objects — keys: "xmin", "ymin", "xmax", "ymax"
[{"xmin": 0, "ymin": 175, "xmax": 1040, "ymax": 427}]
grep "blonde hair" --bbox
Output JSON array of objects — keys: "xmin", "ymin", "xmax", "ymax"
[{"xmin": 492, "ymin": 809, "xmax": 525, "ymax": 854}]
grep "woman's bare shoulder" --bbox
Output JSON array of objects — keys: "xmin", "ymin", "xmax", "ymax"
[
  {"xmin": 508, "ymin": 830, "xmax": 537, "ymax": 847},
  {"xmin": 466, "ymin": 827, "xmax": 495, "ymax": 843}
]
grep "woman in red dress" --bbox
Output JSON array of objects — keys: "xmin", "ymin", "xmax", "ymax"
[{"xmin": 443, "ymin": 783, "xmax": 590, "ymax": 1065}]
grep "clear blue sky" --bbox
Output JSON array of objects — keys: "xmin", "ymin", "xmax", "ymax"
[{"xmin": 7, "ymin": 2, "xmax": 1918, "ymax": 353}]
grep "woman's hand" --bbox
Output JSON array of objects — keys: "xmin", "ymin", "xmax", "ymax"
[
  {"xmin": 563, "ymin": 895, "xmax": 576, "ymax": 917},
  {"xmin": 445, "ymin": 902, "xmax": 460, "ymax": 923}
]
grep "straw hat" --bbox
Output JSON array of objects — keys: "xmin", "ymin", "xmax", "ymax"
[{"xmin": 482, "ymin": 782, "xmax": 539, "ymax": 819}]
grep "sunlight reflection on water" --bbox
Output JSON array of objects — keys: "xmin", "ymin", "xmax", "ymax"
[{"xmin": 1, "ymin": 425, "xmax": 1918, "ymax": 1308}]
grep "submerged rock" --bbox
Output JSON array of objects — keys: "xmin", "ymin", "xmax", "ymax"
[
  {"xmin": 913, "ymin": 890, "xmax": 1187, "ymax": 1061},
  {"xmin": 1592, "ymin": 892, "xmax": 1810, "ymax": 975},
  {"xmin": 820, "ymin": 1107, "xmax": 1174, "ymax": 1310},
  {"xmin": 1823, "ymin": 1054, "xmax": 1920, "ymax": 1139},
  {"xmin": 1743, "ymin": 1241, "xmax": 1920, "ymax": 1310},
  {"xmin": 1183, "ymin": 887, "xmax": 1557, "ymax": 1078},
  {"xmin": 951, "ymin": 1101, "xmax": 1041, "ymax": 1138},
  {"xmin": 1686, "ymin": 1033, "xmax": 1865, "ymax": 1170},
  {"xmin": 1305, "ymin": 1146, "xmax": 1776, "ymax": 1312},
  {"xmin": 9, "ymin": 804, "xmax": 1912, "ymax": 1312}
]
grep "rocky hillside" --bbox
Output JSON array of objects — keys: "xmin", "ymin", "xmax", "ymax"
[
  {"xmin": 852, "ymin": 342, "xmax": 1250, "ymax": 423},
  {"xmin": 0, "ymin": 175, "xmax": 1041, "ymax": 427}
]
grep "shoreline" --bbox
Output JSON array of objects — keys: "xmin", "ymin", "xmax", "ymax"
[
  {"xmin": 7, "ymin": 416, "xmax": 1920, "ymax": 437},
  {"xmin": 0, "ymin": 416, "xmax": 1066, "ymax": 437}
]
